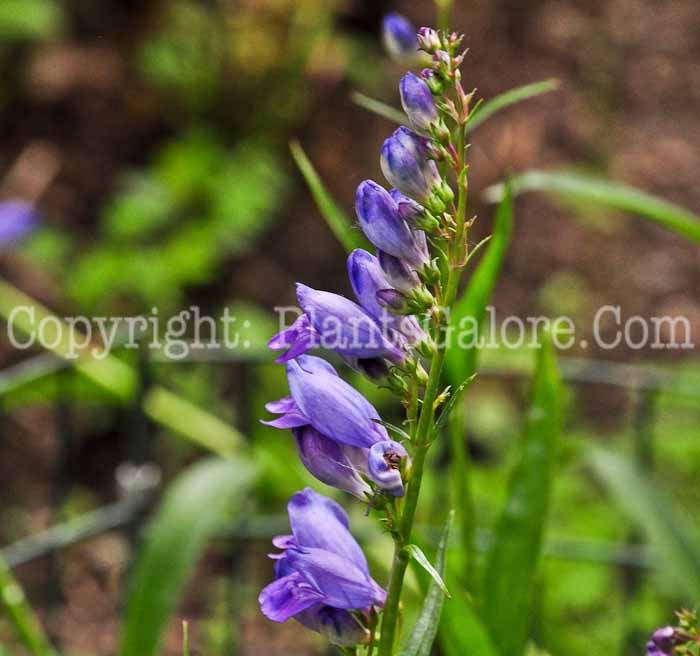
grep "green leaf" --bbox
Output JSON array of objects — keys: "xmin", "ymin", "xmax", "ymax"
[
  {"xmin": 289, "ymin": 140, "xmax": 366, "ymax": 252},
  {"xmin": 0, "ymin": 555, "xmax": 56, "ymax": 656},
  {"xmin": 445, "ymin": 183, "xmax": 513, "ymax": 386},
  {"xmin": 484, "ymin": 170, "xmax": 700, "ymax": 243},
  {"xmin": 400, "ymin": 512, "xmax": 453, "ymax": 656},
  {"xmin": 467, "ymin": 79, "xmax": 559, "ymax": 132},
  {"xmin": 404, "ymin": 544, "xmax": 451, "ymax": 598},
  {"xmin": 0, "ymin": 0, "xmax": 63, "ymax": 40},
  {"xmin": 350, "ymin": 91, "xmax": 407, "ymax": 124},
  {"xmin": 120, "ymin": 457, "xmax": 256, "ymax": 656},
  {"xmin": 588, "ymin": 447, "xmax": 700, "ymax": 600},
  {"xmin": 439, "ymin": 589, "xmax": 499, "ymax": 656},
  {"xmin": 481, "ymin": 331, "xmax": 562, "ymax": 656},
  {"xmin": 433, "ymin": 373, "xmax": 476, "ymax": 435}
]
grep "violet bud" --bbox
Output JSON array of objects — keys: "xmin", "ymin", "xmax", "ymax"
[
  {"xmin": 355, "ymin": 180, "xmax": 428, "ymax": 267},
  {"xmin": 0, "ymin": 200, "xmax": 37, "ymax": 244},
  {"xmin": 376, "ymin": 288, "xmax": 408, "ymax": 313},
  {"xmin": 347, "ymin": 248, "xmax": 397, "ymax": 326},
  {"xmin": 377, "ymin": 250, "xmax": 420, "ymax": 293},
  {"xmin": 259, "ymin": 488, "xmax": 385, "ymax": 644},
  {"xmin": 421, "ymin": 68, "xmax": 445, "ymax": 95},
  {"xmin": 293, "ymin": 426, "xmax": 371, "ymax": 500},
  {"xmin": 381, "ymin": 13, "xmax": 418, "ymax": 61},
  {"xmin": 380, "ymin": 127, "xmax": 442, "ymax": 207},
  {"xmin": 368, "ymin": 441, "xmax": 409, "ymax": 496},
  {"xmin": 417, "ymin": 27, "xmax": 441, "ymax": 53},
  {"xmin": 399, "ymin": 73, "xmax": 439, "ymax": 136}
]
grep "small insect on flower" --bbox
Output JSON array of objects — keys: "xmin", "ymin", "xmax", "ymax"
[
  {"xmin": 382, "ymin": 13, "xmax": 418, "ymax": 61},
  {"xmin": 259, "ymin": 488, "xmax": 386, "ymax": 646}
]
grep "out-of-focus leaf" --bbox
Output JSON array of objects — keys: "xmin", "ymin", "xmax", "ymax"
[
  {"xmin": 404, "ymin": 544, "xmax": 450, "ymax": 598},
  {"xmin": 445, "ymin": 183, "xmax": 513, "ymax": 386},
  {"xmin": 351, "ymin": 91, "xmax": 407, "ymax": 124},
  {"xmin": 481, "ymin": 331, "xmax": 562, "ymax": 656},
  {"xmin": 467, "ymin": 79, "xmax": 559, "ymax": 132},
  {"xmin": 484, "ymin": 170, "xmax": 700, "ymax": 243},
  {"xmin": 588, "ymin": 447, "xmax": 700, "ymax": 600},
  {"xmin": 120, "ymin": 457, "xmax": 256, "ymax": 656},
  {"xmin": 289, "ymin": 140, "xmax": 366, "ymax": 252},
  {"xmin": 400, "ymin": 512, "xmax": 453, "ymax": 656},
  {"xmin": 439, "ymin": 589, "xmax": 498, "ymax": 656},
  {"xmin": 0, "ymin": 555, "xmax": 56, "ymax": 656},
  {"xmin": 0, "ymin": 0, "xmax": 63, "ymax": 40}
]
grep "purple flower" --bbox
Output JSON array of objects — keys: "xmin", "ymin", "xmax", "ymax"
[
  {"xmin": 400, "ymin": 72, "xmax": 439, "ymax": 135},
  {"xmin": 259, "ymin": 488, "xmax": 386, "ymax": 645},
  {"xmin": 646, "ymin": 626, "xmax": 677, "ymax": 655},
  {"xmin": 0, "ymin": 200, "xmax": 37, "ymax": 244},
  {"xmin": 294, "ymin": 426, "xmax": 371, "ymax": 499},
  {"xmin": 263, "ymin": 355, "xmax": 390, "ymax": 449},
  {"xmin": 417, "ymin": 27, "xmax": 441, "ymax": 52},
  {"xmin": 268, "ymin": 283, "xmax": 404, "ymax": 364},
  {"xmin": 348, "ymin": 249, "xmax": 425, "ymax": 344},
  {"xmin": 381, "ymin": 13, "xmax": 418, "ymax": 61},
  {"xmin": 389, "ymin": 188, "xmax": 427, "ymax": 228},
  {"xmin": 263, "ymin": 355, "xmax": 410, "ymax": 495},
  {"xmin": 368, "ymin": 441, "xmax": 409, "ymax": 496},
  {"xmin": 380, "ymin": 127, "xmax": 441, "ymax": 203},
  {"xmin": 355, "ymin": 180, "xmax": 428, "ymax": 267}
]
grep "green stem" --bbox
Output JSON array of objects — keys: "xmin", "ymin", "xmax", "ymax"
[{"xmin": 435, "ymin": 0, "xmax": 454, "ymax": 32}]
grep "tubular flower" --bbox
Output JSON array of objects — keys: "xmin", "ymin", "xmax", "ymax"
[
  {"xmin": 400, "ymin": 72, "xmax": 439, "ymax": 135},
  {"xmin": 368, "ymin": 441, "xmax": 409, "ymax": 496},
  {"xmin": 263, "ymin": 355, "xmax": 410, "ymax": 495},
  {"xmin": 268, "ymin": 283, "xmax": 404, "ymax": 364},
  {"xmin": 380, "ymin": 127, "xmax": 441, "ymax": 204},
  {"xmin": 355, "ymin": 180, "xmax": 428, "ymax": 267},
  {"xmin": 259, "ymin": 488, "xmax": 386, "ymax": 646},
  {"xmin": 293, "ymin": 426, "xmax": 372, "ymax": 499},
  {"xmin": 381, "ymin": 13, "xmax": 418, "ymax": 61}
]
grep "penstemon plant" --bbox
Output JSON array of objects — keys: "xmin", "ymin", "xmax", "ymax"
[{"xmin": 259, "ymin": 17, "xmax": 483, "ymax": 656}]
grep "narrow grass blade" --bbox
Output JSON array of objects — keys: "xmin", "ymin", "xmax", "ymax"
[
  {"xmin": 468, "ymin": 79, "xmax": 559, "ymax": 133},
  {"xmin": 433, "ymin": 373, "xmax": 476, "ymax": 435},
  {"xmin": 400, "ymin": 512, "xmax": 453, "ymax": 656},
  {"xmin": 289, "ymin": 140, "xmax": 366, "ymax": 252},
  {"xmin": 350, "ymin": 91, "xmax": 407, "ymax": 125},
  {"xmin": 446, "ymin": 182, "xmax": 513, "ymax": 386},
  {"xmin": 120, "ymin": 457, "xmax": 256, "ymax": 656},
  {"xmin": 0, "ymin": 555, "xmax": 56, "ymax": 656},
  {"xmin": 588, "ymin": 447, "xmax": 700, "ymax": 600},
  {"xmin": 439, "ymin": 588, "xmax": 498, "ymax": 656},
  {"xmin": 481, "ymin": 331, "xmax": 563, "ymax": 656},
  {"xmin": 484, "ymin": 170, "xmax": 700, "ymax": 243}
]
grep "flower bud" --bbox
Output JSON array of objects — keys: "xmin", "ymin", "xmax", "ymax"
[
  {"xmin": 355, "ymin": 180, "xmax": 428, "ymax": 267},
  {"xmin": 368, "ymin": 440, "xmax": 409, "ymax": 496},
  {"xmin": 399, "ymin": 73, "xmax": 439, "ymax": 136},
  {"xmin": 380, "ymin": 127, "xmax": 442, "ymax": 204},
  {"xmin": 376, "ymin": 288, "xmax": 408, "ymax": 313},
  {"xmin": 421, "ymin": 68, "xmax": 445, "ymax": 94},
  {"xmin": 381, "ymin": 13, "xmax": 418, "ymax": 61},
  {"xmin": 378, "ymin": 250, "xmax": 420, "ymax": 293},
  {"xmin": 417, "ymin": 27, "xmax": 441, "ymax": 53}
]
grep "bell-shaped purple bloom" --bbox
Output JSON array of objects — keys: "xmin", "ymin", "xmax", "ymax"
[
  {"xmin": 259, "ymin": 488, "xmax": 386, "ymax": 645},
  {"xmin": 389, "ymin": 188, "xmax": 427, "ymax": 228},
  {"xmin": 263, "ymin": 355, "xmax": 389, "ymax": 449},
  {"xmin": 355, "ymin": 180, "xmax": 428, "ymax": 267},
  {"xmin": 646, "ymin": 627, "xmax": 677, "ymax": 655},
  {"xmin": 294, "ymin": 426, "xmax": 371, "ymax": 499},
  {"xmin": 268, "ymin": 283, "xmax": 404, "ymax": 364},
  {"xmin": 400, "ymin": 72, "xmax": 439, "ymax": 135},
  {"xmin": 0, "ymin": 200, "xmax": 37, "ymax": 244},
  {"xmin": 380, "ymin": 127, "xmax": 441, "ymax": 203},
  {"xmin": 381, "ymin": 13, "xmax": 418, "ymax": 61},
  {"xmin": 368, "ymin": 441, "xmax": 409, "ymax": 496}
]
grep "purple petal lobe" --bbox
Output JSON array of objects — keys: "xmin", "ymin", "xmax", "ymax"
[
  {"xmin": 259, "ymin": 571, "xmax": 324, "ymax": 622},
  {"xmin": 368, "ymin": 440, "xmax": 409, "ymax": 496}
]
